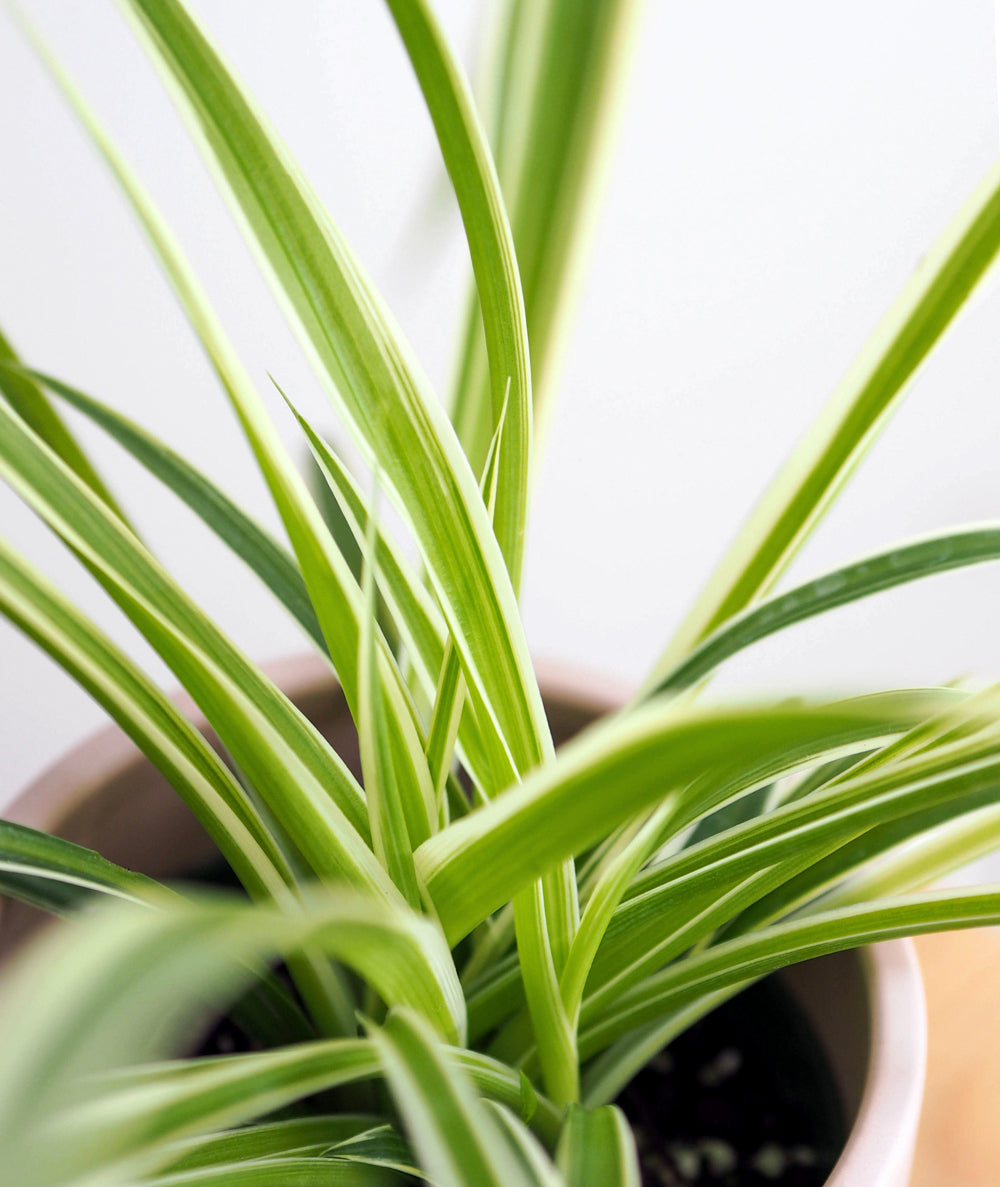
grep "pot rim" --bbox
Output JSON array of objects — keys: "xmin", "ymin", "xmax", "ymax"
[{"xmin": 827, "ymin": 939, "xmax": 926, "ymax": 1187}]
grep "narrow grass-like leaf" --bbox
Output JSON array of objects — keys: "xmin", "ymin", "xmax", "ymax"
[
  {"xmin": 0, "ymin": 892, "xmax": 464, "ymax": 1186},
  {"xmin": 485, "ymin": 1102, "xmax": 564, "ymax": 1185},
  {"xmin": 150, "ymin": 1158, "xmax": 400, "ymax": 1185},
  {"xmin": 117, "ymin": 0, "xmax": 551, "ymax": 783},
  {"xmin": 726, "ymin": 774, "xmax": 1000, "ymax": 938},
  {"xmin": 417, "ymin": 698, "xmax": 931, "ymax": 943},
  {"xmin": 0, "ymin": 326, "xmax": 126, "ymax": 521},
  {"xmin": 282, "ymin": 396, "xmax": 454, "ymax": 712},
  {"xmin": 161, "ymin": 1116, "xmax": 386, "ymax": 1172},
  {"xmin": 512, "ymin": 882, "xmax": 579, "ymax": 1105},
  {"xmin": 578, "ymin": 886, "xmax": 1000, "ymax": 1056},
  {"xmin": 559, "ymin": 800, "xmax": 677, "ymax": 1024},
  {"xmin": 588, "ymin": 730, "xmax": 1000, "ymax": 1006},
  {"xmin": 82, "ymin": 1040, "xmax": 558, "ymax": 1183},
  {"xmin": 324, "ymin": 1124, "xmax": 421, "ymax": 1178},
  {"xmin": 24, "ymin": 23, "xmax": 437, "ymax": 862},
  {"xmin": 425, "ymin": 640, "xmax": 466, "ymax": 817},
  {"xmin": 368, "ymin": 1009, "xmax": 548, "ymax": 1187},
  {"xmin": 9, "ymin": 364, "xmax": 324, "ymax": 649},
  {"xmin": 386, "ymin": 0, "xmax": 531, "ymax": 590},
  {"xmin": 358, "ymin": 492, "xmax": 427, "ymax": 900},
  {"xmin": 0, "ymin": 535, "xmax": 293, "ymax": 901},
  {"xmin": 649, "ymin": 159, "xmax": 1000, "ymax": 682},
  {"xmin": 451, "ymin": 0, "xmax": 641, "ymax": 469},
  {"xmin": 67, "ymin": 1040, "xmax": 383, "ymax": 1182},
  {"xmin": 0, "ymin": 819, "xmax": 161, "ymax": 914},
  {"xmin": 649, "ymin": 526, "xmax": 1000, "ymax": 698},
  {"xmin": 285, "ymin": 388, "xmax": 503, "ymax": 814},
  {"xmin": 622, "ymin": 719, "xmax": 1000, "ymax": 909},
  {"xmin": 556, "ymin": 1104, "xmax": 640, "ymax": 1187},
  {"xmin": 0, "ymin": 396, "xmax": 399, "ymax": 897}
]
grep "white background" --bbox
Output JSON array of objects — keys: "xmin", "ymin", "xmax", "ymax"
[{"xmin": 1, "ymin": 2, "xmax": 999, "ymax": 806}]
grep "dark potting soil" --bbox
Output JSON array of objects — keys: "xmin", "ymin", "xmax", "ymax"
[{"xmin": 616, "ymin": 975, "xmax": 845, "ymax": 1187}]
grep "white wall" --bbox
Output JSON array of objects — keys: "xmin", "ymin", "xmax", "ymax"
[{"xmin": 1, "ymin": 1, "xmax": 998, "ymax": 802}]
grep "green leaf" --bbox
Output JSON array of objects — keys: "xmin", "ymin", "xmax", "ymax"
[
  {"xmin": 287, "ymin": 399, "xmax": 445, "ymax": 680},
  {"xmin": 287, "ymin": 393, "xmax": 497, "ymax": 803},
  {"xmin": 161, "ymin": 1116, "xmax": 386, "ymax": 1172},
  {"xmin": 0, "ymin": 892, "xmax": 464, "ymax": 1186},
  {"xmin": 512, "ymin": 882, "xmax": 579, "ymax": 1105},
  {"xmin": 0, "ymin": 395, "xmax": 395, "ymax": 897},
  {"xmin": 483, "ymin": 1102, "xmax": 564, "ymax": 1186},
  {"xmin": 149, "ymin": 1157, "xmax": 403, "ymax": 1185},
  {"xmin": 21, "ymin": 19, "xmax": 437, "ymax": 860},
  {"xmin": 649, "ymin": 158, "xmax": 1000, "ymax": 681},
  {"xmin": 417, "ymin": 697, "xmax": 931, "ymax": 942},
  {"xmin": 11, "ymin": 364, "xmax": 325, "ymax": 650},
  {"xmin": 558, "ymin": 800, "xmax": 677, "ymax": 1024},
  {"xmin": 325, "ymin": 1124, "xmax": 423, "ymax": 1178},
  {"xmin": 425, "ymin": 639, "xmax": 467, "ymax": 817},
  {"xmin": 648, "ymin": 526, "xmax": 1000, "ymax": 698},
  {"xmin": 587, "ymin": 724, "xmax": 1000, "ymax": 1010},
  {"xmin": 72, "ymin": 1041, "xmax": 383, "ymax": 1182},
  {"xmin": 386, "ymin": 0, "xmax": 531, "ymax": 591},
  {"xmin": 368, "ymin": 1010, "xmax": 553, "ymax": 1187},
  {"xmin": 451, "ymin": 0, "xmax": 641, "ymax": 472},
  {"xmin": 0, "ymin": 819, "xmax": 162, "ymax": 914},
  {"xmin": 358, "ymin": 492, "xmax": 428, "ymax": 899},
  {"xmin": 0, "ymin": 535, "xmax": 292, "ymax": 902},
  {"xmin": 578, "ymin": 885, "xmax": 1000, "ymax": 1057},
  {"xmin": 0, "ymin": 326, "xmax": 126, "ymax": 522},
  {"xmin": 117, "ymin": 0, "xmax": 551, "ymax": 781},
  {"xmin": 556, "ymin": 1104, "xmax": 640, "ymax": 1187}
]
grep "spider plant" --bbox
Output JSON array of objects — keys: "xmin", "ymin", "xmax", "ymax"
[{"xmin": 2, "ymin": 2, "xmax": 1000, "ymax": 1184}]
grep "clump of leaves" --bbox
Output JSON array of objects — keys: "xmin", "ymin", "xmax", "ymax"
[{"xmin": 2, "ymin": 2, "xmax": 1000, "ymax": 1185}]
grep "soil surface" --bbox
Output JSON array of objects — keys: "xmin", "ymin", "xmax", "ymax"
[{"xmin": 616, "ymin": 976, "xmax": 845, "ymax": 1186}]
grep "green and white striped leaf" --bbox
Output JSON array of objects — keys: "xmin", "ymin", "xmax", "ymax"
[
  {"xmin": 649, "ymin": 158, "xmax": 1000, "ymax": 682},
  {"xmin": 578, "ymin": 885, "xmax": 1000, "ymax": 1057},
  {"xmin": 0, "ymin": 536, "xmax": 292, "ymax": 901},
  {"xmin": 64, "ymin": 1040, "xmax": 383, "ymax": 1184},
  {"xmin": 649, "ymin": 526, "xmax": 1000, "ymax": 698},
  {"xmin": 0, "ymin": 893, "xmax": 463, "ymax": 1186},
  {"xmin": 586, "ymin": 727, "xmax": 1000, "ymax": 1010},
  {"xmin": 117, "ymin": 0, "xmax": 550, "ymax": 781},
  {"xmin": 160, "ymin": 1116, "xmax": 386, "ymax": 1173},
  {"xmin": 0, "ymin": 395, "xmax": 394, "ymax": 897},
  {"xmin": 0, "ymin": 327, "xmax": 125, "ymax": 522},
  {"xmin": 451, "ymin": 0, "xmax": 641, "ymax": 471},
  {"xmin": 0, "ymin": 819, "xmax": 161, "ymax": 915},
  {"xmin": 386, "ymin": 0, "xmax": 532, "ymax": 590},
  {"xmin": 23, "ymin": 20, "xmax": 437, "ymax": 864},
  {"xmin": 149, "ymin": 1158, "xmax": 401, "ymax": 1185},
  {"xmin": 485, "ymin": 1103, "xmax": 564, "ymax": 1186},
  {"xmin": 285, "ymin": 396, "xmax": 447, "ymax": 691},
  {"xmin": 281, "ymin": 390, "xmax": 492, "ymax": 795},
  {"xmin": 323, "ymin": 1124, "xmax": 422, "ymax": 1179},
  {"xmin": 417, "ymin": 696, "xmax": 935, "ymax": 942},
  {"xmin": 358, "ymin": 497, "xmax": 428, "ymax": 899},
  {"xmin": 10, "ymin": 365, "xmax": 324, "ymax": 650},
  {"xmin": 556, "ymin": 1105, "xmax": 640, "ymax": 1187},
  {"xmin": 368, "ymin": 1010, "xmax": 554, "ymax": 1187}
]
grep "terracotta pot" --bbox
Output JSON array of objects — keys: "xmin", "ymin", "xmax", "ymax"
[{"xmin": 0, "ymin": 655, "xmax": 925, "ymax": 1186}]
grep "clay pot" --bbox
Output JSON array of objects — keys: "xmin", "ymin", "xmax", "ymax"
[{"xmin": 0, "ymin": 655, "xmax": 925, "ymax": 1186}]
